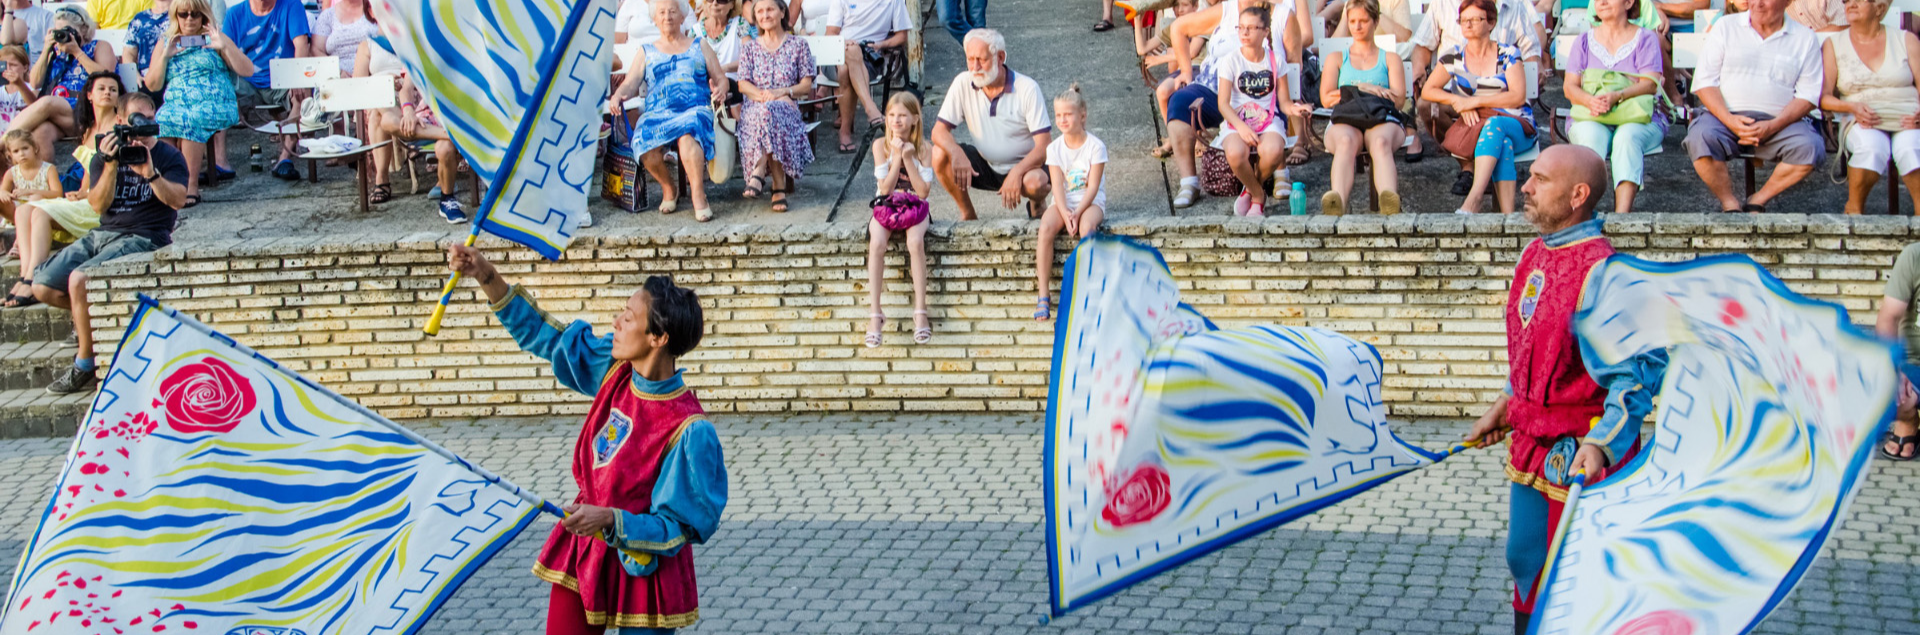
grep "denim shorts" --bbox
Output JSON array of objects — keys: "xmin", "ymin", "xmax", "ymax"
[{"xmin": 33, "ymin": 230, "xmax": 158, "ymax": 290}]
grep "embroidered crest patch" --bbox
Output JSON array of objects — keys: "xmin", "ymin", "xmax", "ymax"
[
  {"xmin": 594, "ymin": 409, "xmax": 634, "ymax": 466},
  {"xmin": 1518, "ymin": 270, "xmax": 1546, "ymax": 327}
]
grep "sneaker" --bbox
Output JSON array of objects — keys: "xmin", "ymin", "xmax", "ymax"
[
  {"xmin": 61, "ymin": 332, "xmax": 76, "ymax": 348},
  {"xmin": 427, "ymin": 185, "xmax": 444, "ymax": 200},
  {"xmin": 200, "ymin": 165, "xmax": 237, "ymax": 183},
  {"xmin": 271, "ymin": 160, "xmax": 300, "ymax": 181},
  {"xmin": 45, "ymin": 365, "xmax": 95, "ymax": 395},
  {"xmin": 578, "ymin": 211, "xmax": 594, "ymax": 228},
  {"xmin": 438, "ymin": 197, "xmax": 468, "ymax": 224},
  {"xmin": 1234, "ymin": 189, "xmax": 1252, "ymax": 217},
  {"xmin": 1450, "ymin": 170, "xmax": 1475, "ymax": 196}
]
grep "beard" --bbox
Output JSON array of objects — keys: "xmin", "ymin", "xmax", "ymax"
[{"xmin": 970, "ymin": 64, "xmax": 1001, "ymax": 89}]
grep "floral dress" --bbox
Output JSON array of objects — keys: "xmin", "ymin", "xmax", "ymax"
[
  {"xmin": 736, "ymin": 34, "xmax": 816, "ymax": 182},
  {"xmin": 156, "ymin": 47, "xmax": 240, "ymax": 143},
  {"xmin": 631, "ymin": 41, "xmax": 715, "ymax": 160},
  {"xmin": 43, "ymin": 41, "xmax": 100, "ymax": 106}
]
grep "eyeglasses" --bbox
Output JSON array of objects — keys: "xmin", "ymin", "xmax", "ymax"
[
  {"xmin": 174, "ymin": 10, "xmax": 204, "ymax": 20},
  {"xmin": 1458, "ymin": 16, "xmax": 1490, "ymax": 24}
]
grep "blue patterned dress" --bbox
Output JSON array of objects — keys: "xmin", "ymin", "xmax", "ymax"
[
  {"xmin": 155, "ymin": 48, "xmax": 240, "ymax": 142},
  {"xmin": 631, "ymin": 42, "xmax": 715, "ymax": 161},
  {"xmin": 43, "ymin": 41, "xmax": 100, "ymax": 106}
]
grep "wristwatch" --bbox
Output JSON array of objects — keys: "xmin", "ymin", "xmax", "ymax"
[{"xmin": 144, "ymin": 172, "xmax": 162, "ymax": 183}]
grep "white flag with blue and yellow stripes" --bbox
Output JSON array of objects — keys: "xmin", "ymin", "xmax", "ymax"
[
  {"xmin": 373, "ymin": 0, "xmax": 616, "ymax": 259},
  {"xmin": 0, "ymin": 295, "xmax": 559, "ymax": 635}
]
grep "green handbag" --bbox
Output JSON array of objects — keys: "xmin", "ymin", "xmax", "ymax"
[{"xmin": 1571, "ymin": 68, "xmax": 1655, "ymax": 126}]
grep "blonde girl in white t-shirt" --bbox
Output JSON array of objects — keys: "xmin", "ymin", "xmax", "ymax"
[{"xmin": 1035, "ymin": 84, "xmax": 1106, "ymax": 322}]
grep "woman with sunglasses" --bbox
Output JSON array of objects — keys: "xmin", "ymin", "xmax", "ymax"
[{"xmin": 145, "ymin": 0, "xmax": 252, "ymax": 208}]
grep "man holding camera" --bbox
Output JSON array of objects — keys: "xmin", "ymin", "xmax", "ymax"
[{"xmin": 34, "ymin": 93, "xmax": 186, "ymax": 395}]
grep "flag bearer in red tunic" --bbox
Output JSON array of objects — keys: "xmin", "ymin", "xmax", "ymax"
[
  {"xmin": 449, "ymin": 245, "xmax": 728, "ymax": 635},
  {"xmin": 1461, "ymin": 146, "xmax": 1667, "ymax": 635}
]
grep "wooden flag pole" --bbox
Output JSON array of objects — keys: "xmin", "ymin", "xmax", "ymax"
[{"xmin": 423, "ymin": 226, "xmax": 483, "ymax": 337}]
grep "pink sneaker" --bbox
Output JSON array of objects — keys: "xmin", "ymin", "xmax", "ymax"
[
  {"xmin": 1234, "ymin": 189, "xmax": 1251, "ymax": 216},
  {"xmin": 1247, "ymin": 201, "xmax": 1266, "ymax": 218}
]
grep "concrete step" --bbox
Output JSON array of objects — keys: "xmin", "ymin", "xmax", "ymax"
[
  {"xmin": 1, "ymin": 257, "xmax": 17, "ymax": 283},
  {"xmin": 0, "ymin": 341, "xmax": 72, "ymax": 391},
  {"xmin": 0, "ymin": 303, "xmax": 74, "ymax": 344},
  {"xmin": 0, "ymin": 386, "xmax": 90, "ymax": 438}
]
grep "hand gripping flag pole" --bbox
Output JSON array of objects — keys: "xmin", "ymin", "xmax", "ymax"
[{"xmin": 423, "ymin": 225, "xmax": 483, "ymax": 337}]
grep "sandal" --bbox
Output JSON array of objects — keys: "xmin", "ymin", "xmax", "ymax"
[
  {"xmin": 742, "ymin": 175, "xmax": 766, "ymax": 199},
  {"xmin": 1286, "ymin": 143, "xmax": 1311, "ymax": 166},
  {"xmin": 838, "ymin": 139, "xmax": 858, "ymax": 154},
  {"xmin": 182, "ymin": 194, "xmax": 200, "ymax": 209},
  {"xmin": 771, "ymin": 192, "xmax": 788, "ymax": 213},
  {"xmin": 1034, "ymin": 297, "xmax": 1051, "ymax": 321},
  {"xmin": 865, "ymin": 313, "xmax": 885, "ymax": 348},
  {"xmin": 1741, "ymin": 203, "xmax": 1767, "ymax": 214},
  {"xmin": 1149, "ymin": 143, "xmax": 1173, "ymax": 160},
  {"xmin": 1880, "ymin": 431, "xmax": 1918, "ymax": 461},
  {"xmin": 913, "ymin": 309, "xmax": 932, "ymax": 344},
  {"xmin": 1092, "ymin": 18, "xmax": 1115, "ymax": 31},
  {"xmin": 694, "ymin": 207, "xmax": 713, "ymax": 222},
  {"xmin": 3, "ymin": 278, "xmax": 37, "ymax": 309},
  {"xmin": 1173, "ymin": 183, "xmax": 1200, "ymax": 208},
  {"xmin": 369, "ymin": 183, "xmax": 393, "ymax": 204},
  {"xmin": 659, "ymin": 198, "xmax": 678, "ymax": 214}
]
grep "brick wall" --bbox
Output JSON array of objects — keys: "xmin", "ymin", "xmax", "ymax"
[{"xmin": 77, "ymin": 214, "xmax": 1916, "ymax": 421}]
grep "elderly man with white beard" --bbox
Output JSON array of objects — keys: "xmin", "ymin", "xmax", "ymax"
[{"xmin": 931, "ymin": 28, "xmax": 1052, "ymax": 221}]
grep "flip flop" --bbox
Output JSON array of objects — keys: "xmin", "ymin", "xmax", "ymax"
[
  {"xmin": 1879, "ymin": 431, "xmax": 1918, "ymax": 461},
  {"xmin": 1093, "ymin": 19, "xmax": 1116, "ymax": 31},
  {"xmin": 838, "ymin": 140, "xmax": 858, "ymax": 154}
]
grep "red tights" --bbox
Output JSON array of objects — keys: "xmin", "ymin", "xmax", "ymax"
[{"xmin": 548, "ymin": 584, "xmax": 604, "ymax": 635}]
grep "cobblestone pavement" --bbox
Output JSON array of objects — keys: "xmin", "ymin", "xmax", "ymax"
[{"xmin": 0, "ymin": 413, "xmax": 1915, "ymax": 634}]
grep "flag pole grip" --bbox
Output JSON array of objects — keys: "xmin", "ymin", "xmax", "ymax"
[{"xmin": 424, "ymin": 230, "xmax": 482, "ymax": 337}]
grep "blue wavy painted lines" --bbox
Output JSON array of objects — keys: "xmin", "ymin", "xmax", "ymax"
[
  {"xmin": 1533, "ymin": 255, "xmax": 1897, "ymax": 635},
  {"xmin": 0, "ymin": 298, "xmax": 541, "ymax": 635},
  {"xmin": 371, "ymin": 0, "xmax": 615, "ymax": 259},
  {"xmin": 1045, "ymin": 235, "xmax": 1440, "ymax": 616}
]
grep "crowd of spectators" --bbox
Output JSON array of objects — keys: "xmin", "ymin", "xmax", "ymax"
[{"xmin": 4, "ymin": 0, "xmax": 1920, "ymax": 359}]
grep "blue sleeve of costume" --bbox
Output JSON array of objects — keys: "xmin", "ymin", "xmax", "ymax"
[
  {"xmin": 1582, "ymin": 349, "xmax": 1670, "ymax": 464},
  {"xmin": 490, "ymin": 285, "xmax": 614, "ymax": 397},
  {"xmin": 605, "ymin": 420, "xmax": 729, "ymax": 576}
]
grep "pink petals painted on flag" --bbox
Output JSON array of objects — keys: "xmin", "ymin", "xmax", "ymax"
[
  {"xmin": 1100, "ymin": 464, "xmax": 1171, "ymax": 528},
  {"xmin": 158, "ymin": 358, "xmax": 256, "ymax": 434}
]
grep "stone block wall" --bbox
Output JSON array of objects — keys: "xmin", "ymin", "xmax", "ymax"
[{"xmin": 78, "ymin": 214, "xmax": 1914, "ymax": 421}]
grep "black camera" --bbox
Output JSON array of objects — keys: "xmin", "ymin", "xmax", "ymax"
[
  {"xmin": 99, "ymin": 113, "xmax": 161, "ymax": 165},
  {"xmin": 51, "ymin": 27, "xmax": 77, "ymax": 45}
]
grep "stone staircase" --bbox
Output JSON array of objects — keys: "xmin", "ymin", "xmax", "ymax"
[{"xmin": 0, "ymin": 253, "xmax": 92, "ymax": 438}]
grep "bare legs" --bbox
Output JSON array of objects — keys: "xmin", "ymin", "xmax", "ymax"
[
  {"xmin": 1225, "ymin": 133, "xmax": 1284, "ymax": 213},
  {"xmin": 1036, "ymin": 202, "xmax": 1104, "ymax": 296},
  {"xmin": 837, "ymin": 45, "xmax": 886, "ymax": 149},
  {"xmin": 1325, "ymin": 123, "xmax": 1407, "ymax": 211},
  {"xmin": 865, "ymin": 218, "xmax": 931, "ymax": 340},
  {"xmin": 11, "ymin": 97, "xmax": 75, "ymax": 164},
  {"xmin": 1693, "ymin": 158, "xmax": 1814, "ymax": 211},
  {"xmin": 1843, "ymin": 167, "xmax": 1920, "ymax": 215}
]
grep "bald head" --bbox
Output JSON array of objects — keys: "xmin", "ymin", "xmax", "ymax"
[{"xmin": 1521, "ymin": 145, "xmax": 1609, "ymax": 234}]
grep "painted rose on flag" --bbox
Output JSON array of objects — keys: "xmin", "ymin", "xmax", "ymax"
[
  {"xmin": 1101, "ymin": 463, "xmax": 1171, "ymax": 528},
  {"xmin": 159, "ymin": 357, "xmax": 256, "ymax": 434},
  {"xmin": 1613, "ymin": 610, "xmax": 1698, "ymax": 635}
]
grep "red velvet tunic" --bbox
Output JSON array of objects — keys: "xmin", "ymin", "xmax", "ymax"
[
  {"xmin": 1504, "ymin": 235, "xmax": 1616, "ymax": 501},
  {"xmin": 533, "ymin": 362, "xmax": 706, "ymax": 629}
]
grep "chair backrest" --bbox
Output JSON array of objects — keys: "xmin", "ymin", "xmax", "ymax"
[
  {"xmin": 1709, "ymin": 0, "xmax": 1724, "ymax": 9},
  {"xmin": 802, "ymin": 35, "xmax": 846, "ymax": 68},
  {"xmin": 1409, "ymin": 13, "xmax": 1428, "ymax": 37},
  {"xmin": 315, "ymin": 76, "xmax": 396, "ymax": 112},
  {"xmin": 1693, "ymin": 9, "xmax": 1720, "ymax": 28},
  {"xmin": 115, "ymin": 62, "xmax": 140, "ymax": 94},
  {"xmin": 1286, "ymin": 62, "xmax": 1301, "ymax": 100},
  {"xmin": 1375, "ymin": 34, "xmax": 1398, "ymax": 51},
  {"xmin": 1321, "ymin": 37, "xmax": 1354, "ymax": 61},
  {"xmin": 1523, "ymin": 60, "xmax": 1539, "ymax": 99},
  {"xmin": 1553, "ymin": 35, "xmax": 1575, "ymax": 71},
  {"xmin": 94, "ymin": 28, "xmax": 127, "ymax": 51},
  {"xmin": 1672, "ymin": 32, "xmax": 1707, "ymax": 69},
  {"xmin": 269, "ymin": 57, "xmax": 340, "ymax": 90},
  {"xmin": 613, "ymin": 42, "xmax": 640, "ymax": 68},
  {"xmin": 1556, "ymin": 9, "xmax": 1592, "ymax": 36}
]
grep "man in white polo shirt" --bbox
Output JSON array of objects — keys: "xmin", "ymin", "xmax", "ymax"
[
  {"xmin": 826, "ymin": 0, "xmax": 913, "ymax": 153},
  {"xmin": 1684, "ymin": 0, "xmax": 1824, "ymax": 213},
  {"xmin": 933, "ymin": 28, "xmax": 1052, "ymax": 221}
]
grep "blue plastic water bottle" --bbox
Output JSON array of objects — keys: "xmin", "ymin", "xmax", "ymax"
[{"xmin": 1290, "ymin": 182, "xmax": 1307, "ymax": 215}]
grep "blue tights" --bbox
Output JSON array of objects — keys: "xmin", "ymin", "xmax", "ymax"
[{"xmin": 1475, "ymin": 117, "xmax": 1533, "ymax": 183}]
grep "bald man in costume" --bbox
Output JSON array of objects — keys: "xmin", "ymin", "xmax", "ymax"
[
  {"xmin": 448, "ymin": 244, "xmax": 728, "ymax": 635},
  {"xmin": 1463, "ymin": 145, "xmax": 1668, "ymax": 635}
]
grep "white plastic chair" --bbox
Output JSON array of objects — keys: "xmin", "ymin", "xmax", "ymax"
[{"xmin": 298, "ymin": 76, "xmax": 394, "ymax": 213}]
